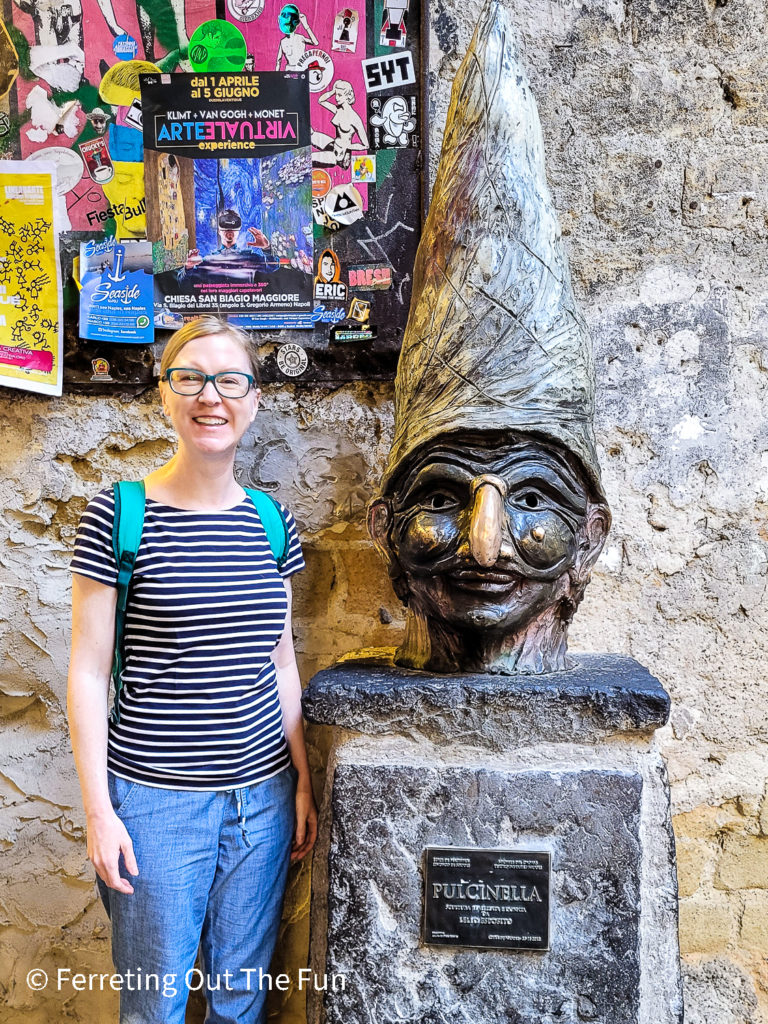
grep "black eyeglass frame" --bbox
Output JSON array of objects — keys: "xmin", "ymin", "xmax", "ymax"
[{"xmin": 162, "ymin": 368, "xmax": 257, "ymax": 398}]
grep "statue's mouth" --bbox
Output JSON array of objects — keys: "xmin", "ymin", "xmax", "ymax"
[{"xmin": 447, "ymin": 567, "xmax": 526, "ymax": 594}]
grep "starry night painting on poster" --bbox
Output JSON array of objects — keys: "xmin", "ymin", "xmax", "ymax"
[{"xmin": 142, "ymin": 71, "xmax": 313, "ymax": 329}]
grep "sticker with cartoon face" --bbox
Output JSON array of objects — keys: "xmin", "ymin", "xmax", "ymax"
[
  {"xmin": 91, "ymin": 357, "xmax": 114, "ymax": 381},
  {"xmin": 296, "ymin": 47, "xmax": 334, "ymax": 92},
  {"xmin": 351, "ymin": 153, "xmax": 376, "ymax": 183},
  {"xmin": 227, "ymin": 0, "xmax": 265, "ymax": 22},
  {"xmin": 368, "ymin": 94, "xmax": 418, "ymax": 149},
  {"xmin": 314, "ymin": 247, "xmax": 347, "ymax": 301}
]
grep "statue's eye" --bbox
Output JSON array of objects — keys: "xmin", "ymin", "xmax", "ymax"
[
  {"xmin": 424, "ymin": 491, "xmax": 458, "ymax": 511},
  {"xmin": 509, "ymin": 490, "xmax": 544, "ymax": 511}
]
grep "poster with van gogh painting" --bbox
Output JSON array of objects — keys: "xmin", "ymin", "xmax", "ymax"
[{"xmin": 142, "ymin": 71, "xmax": 313, "ymax": 328}]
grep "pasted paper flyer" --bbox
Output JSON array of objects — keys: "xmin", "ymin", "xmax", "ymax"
[
  {"xmin": 0, "ymin": 162, "xmax": 62, "ymax": 396},
  {"xmin": 142, "ymin": 71, "xmax": 314, "ymax": 329},
  {"xmin": 79, "ymin": 237, "xmax": 154, "ymax": 343}
]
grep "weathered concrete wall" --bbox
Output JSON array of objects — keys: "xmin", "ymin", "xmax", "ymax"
[{"xmin": 1, "ymin": 0, "xmax": 767, "ymax": 1021}]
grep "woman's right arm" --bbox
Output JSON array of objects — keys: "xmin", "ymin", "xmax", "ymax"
[
  {"xmin": 317, "ymin": 89, "xmax": 336, "ymax": 113},
  {"xmin": 68, "ymin": 573, "xmax": 138, "ymax": 894}
]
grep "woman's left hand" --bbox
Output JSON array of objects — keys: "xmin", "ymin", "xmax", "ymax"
[{"xmin": 291, "ymin": 783, "xmax": 318, "ymax": 862}]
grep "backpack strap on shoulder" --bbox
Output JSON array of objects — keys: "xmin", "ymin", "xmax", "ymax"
[
  {"xmin": 245, "ymin": 488, "xmax": 289, "ymax": 570},
  {"xmin": 111, "ymin": 480, "xmax": 146, "ymax": 723}
]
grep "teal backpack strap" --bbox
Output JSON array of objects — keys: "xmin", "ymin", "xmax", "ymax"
[
  {"xmin": 245, "ymin": 488, "xmax": 289, "ymax": 569},
  {"xmin": 111, "ymin": 480, "xmax": 146, "ymax": 723}
]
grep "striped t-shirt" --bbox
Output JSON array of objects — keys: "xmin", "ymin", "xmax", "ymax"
[{"xmin": 70, "ymin": 488, "xmax": 305, "ymax": 791}]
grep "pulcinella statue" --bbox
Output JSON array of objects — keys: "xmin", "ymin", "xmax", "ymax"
[{"xmin": 368, "ymin": 0, "xmax": 611, "ymax": 674}]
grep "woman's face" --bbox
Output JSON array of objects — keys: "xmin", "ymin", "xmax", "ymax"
[
  {"xmin": 160, "ymin": 334, "xmax": 260, "ymax": 457},
  {"xmin": 334, "ymin": 83, "xmax": 352, "ymax": 104}
]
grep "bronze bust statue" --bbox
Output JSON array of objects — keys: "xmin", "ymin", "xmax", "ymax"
[{"xmin": 368, "ymin": 0, "xmax": 610, "ymax": 674}]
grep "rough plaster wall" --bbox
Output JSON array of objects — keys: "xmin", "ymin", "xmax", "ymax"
[{"xmin": 0, "ymin": 0, "xmax": 767, "ymax": 1021}]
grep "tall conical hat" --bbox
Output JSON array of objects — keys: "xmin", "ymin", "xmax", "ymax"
[{"xmin": 382, "ymin": 1, "xmax": 605, "ymax": 502}]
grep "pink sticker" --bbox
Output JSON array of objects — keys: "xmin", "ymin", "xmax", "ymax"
[{"xmin": 0, "ymin": 345, "xmax": 54, "ymax": 372}]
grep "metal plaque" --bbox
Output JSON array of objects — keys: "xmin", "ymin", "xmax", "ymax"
[{"xmin": 423, "ymin": 847, "xmax": 550, "ymax": 951}]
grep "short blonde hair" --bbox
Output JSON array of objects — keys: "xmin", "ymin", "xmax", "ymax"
[
  {"xmin": 159, "ymin": 316, "xmax": 260, "ymax": 384},
  {"xmin": 334, "ymin": 80, "xmax": 355, "ymax": 104}
]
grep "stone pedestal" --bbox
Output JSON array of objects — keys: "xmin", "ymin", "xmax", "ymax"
[{"xmin": 302, "ymin": 655, "xmax": 683, "ymax": 1024}]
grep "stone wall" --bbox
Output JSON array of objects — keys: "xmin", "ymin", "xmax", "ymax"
[{"xmin": 1, "ymin": 0, "xmax": 767, "ymax": 1021}]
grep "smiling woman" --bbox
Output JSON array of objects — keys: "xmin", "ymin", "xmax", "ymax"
[{"xmin": 67, "ymin": 316, "xmax": 317, "ymax": 1024}]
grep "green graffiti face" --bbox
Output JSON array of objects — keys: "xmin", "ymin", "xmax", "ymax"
[{"xmin": 278, "ymin": 4, "xmax": 300, "ymax": 33}]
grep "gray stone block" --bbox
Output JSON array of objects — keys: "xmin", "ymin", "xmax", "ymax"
[
  {"xmin": 306, "ymin": 657, "xmax": 682, "ymax": 1024},
  {"xmin": 302, "ymin": 654, "xmax": 670, "ymax": 746},
  {"xmin": 323, "ymin": 765, "xmax": 643, "ymax": 1024}
]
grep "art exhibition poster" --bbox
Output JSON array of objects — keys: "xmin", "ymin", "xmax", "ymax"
[{"xmin": 141, "ymin": 71, "xmax": 314, "ymax": 329}]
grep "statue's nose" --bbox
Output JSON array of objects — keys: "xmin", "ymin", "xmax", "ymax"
[{"xmin": 468, "ymin": 475, "xmax": 507, "ymax": 567}]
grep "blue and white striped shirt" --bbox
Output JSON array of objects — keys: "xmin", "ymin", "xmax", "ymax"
[{"xmin": 70, "ymin": 488, "xmax": 304, "ymax": 791}]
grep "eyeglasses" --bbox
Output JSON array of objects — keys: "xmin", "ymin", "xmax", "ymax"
[{"xmin": 163, "ymin": 368, "xmax": 255, "ymax": 398}]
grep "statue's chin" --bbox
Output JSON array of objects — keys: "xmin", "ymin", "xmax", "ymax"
[{"xmin": 394, "ymin": 592, "xmax": 574, "ymax": 676}]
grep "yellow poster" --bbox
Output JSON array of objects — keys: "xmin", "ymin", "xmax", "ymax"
[{"xmin": 0, "ymin": 162, "xmax": 62, "ymax": 396}]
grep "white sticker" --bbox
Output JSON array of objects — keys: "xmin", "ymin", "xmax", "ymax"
[
  {"xmin": 124, "ymin": 97, "xmax": 143, "ymax": 131},
  {"xmin": 361, "ymin": 52, "xmax": 415, "ymax": 93},
  {"xmin": 227, "ymin": 0, "xmax": 265, "ymax": 22},
  {"xmin": 277, "ymin": 343, "xmax": 308, "ymax": 377},
  {"xmin": 26, "ymin": 147, "xmax": 84, "ymax": 194},
  {"xmin": 333, "ymin": 8, "xmax": 360, "ymax": 53},
  {"xmin": 380, "ymin": 1, "xmax": 409, "ymax": 48},
  {"xmin": 296, "ymin": 48, "xmax": 335, "ymax": 93},
  {"xmin": 323, "ymin": 183, "xmax": 364, "ymax": 229}
]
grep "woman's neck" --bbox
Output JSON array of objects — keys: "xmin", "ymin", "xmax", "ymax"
[{"xmin": 144, "ymin": 449, "xmax": 245, "ymax": 510}]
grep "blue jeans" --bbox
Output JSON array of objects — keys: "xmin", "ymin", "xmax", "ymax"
[{"xmin": 98, "ymin": 767, "xmax": 297, "ymax": 1024}]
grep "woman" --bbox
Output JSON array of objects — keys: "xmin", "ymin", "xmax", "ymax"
[
  {"xmin": 312, "ymin": 80, "xmax": 368, "ymax": 169},
  {"xmin": 67, "ymin": 316, "xmax": 317, "ymax": 1023}
]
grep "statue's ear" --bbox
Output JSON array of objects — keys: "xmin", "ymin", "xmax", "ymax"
[
  {"xmin": 369, "ymin": 497, "xmax": 411, "ymax": 603},
  {"xmin": 368, "ymin": 497, "xmax": 395, "ymax": 568},
  {"xmin": 573, "ymin": 502, "xmax": 611, "ymax": 583}
]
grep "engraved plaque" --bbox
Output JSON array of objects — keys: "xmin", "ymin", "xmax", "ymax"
[{"xmin": 422, "ymin": 847, "xmax": 550, "ymax": 951}]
